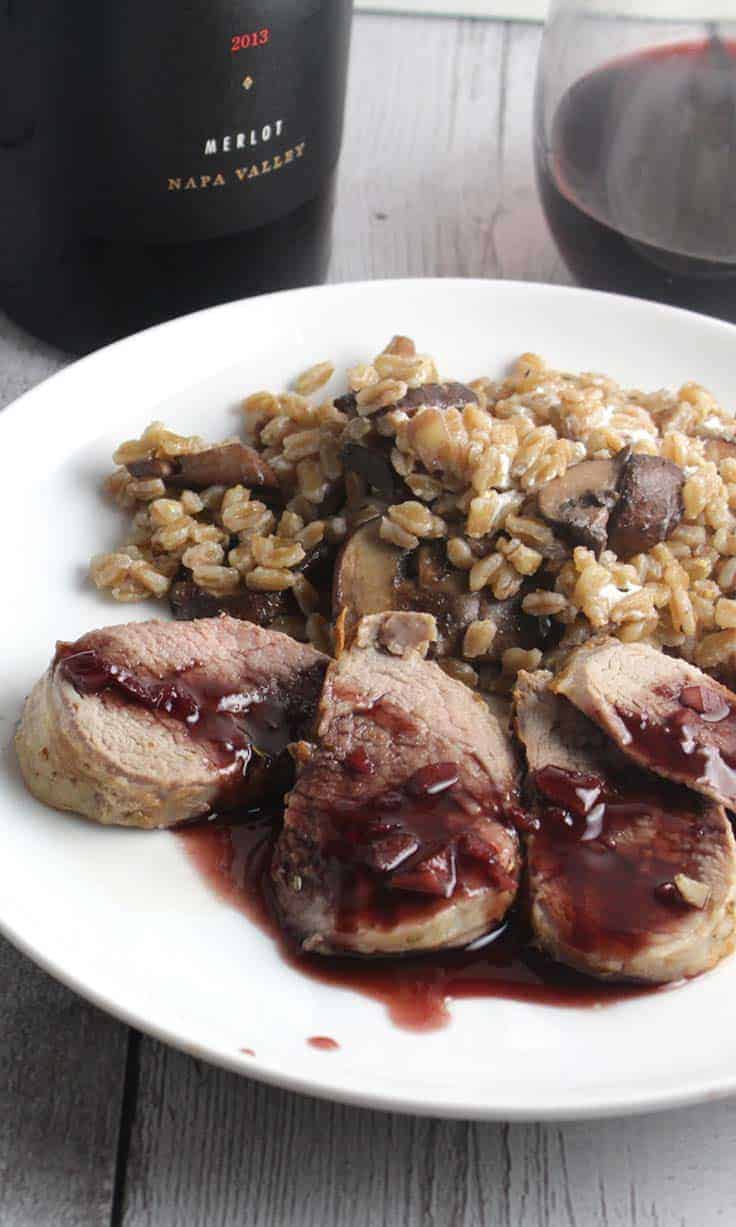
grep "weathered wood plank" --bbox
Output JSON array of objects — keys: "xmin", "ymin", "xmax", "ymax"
[
  {"xmin": 120, "ymin": 1036, "xmax": 736, "ymax": 1227},
  {"xmin": 330, "ymin": 18, "xmax": 566, "ymax": 292},
  {"xmin": 494, "ymin": 22, "xmax": 569, "ymax": 286},
  {"xmin": 0, "ymin": 939, "xmax": 129, "ymax": 1227},
  {"xmin": 330, "ymin": 14, "xmax": 508, "ymax": 285},
  {"xmin": 0, "ymin": 307, "xmax": 125, "ymax": 1227}
]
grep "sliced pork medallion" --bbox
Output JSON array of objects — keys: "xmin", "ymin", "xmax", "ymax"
[
  {"xmin": 15, "ymin": 616, "xmax": 327, "ymax": 829},
  {"xmin": 272, "ymin": 612, "xmax": 522, "ymax": 956},
  {"xmin": 513, "ymin": 670, "xmax": 736, "ymax": 982},
  {"xmin": 552, "ymin": 638, "xmax": 736, "ymax": 809}
]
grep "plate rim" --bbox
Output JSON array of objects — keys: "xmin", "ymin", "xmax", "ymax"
[{"xmin": 4, "ymin": 275, "xmax": 736, "ymax": 1123}]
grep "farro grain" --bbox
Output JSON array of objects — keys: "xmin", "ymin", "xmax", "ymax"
[
  {"xmin": 347, "ymin": 364, "xmax": 379, "ymax": 393},
  {"xmin": 193, "ymin": 564, "xmax": 241, "ymax": 596},
  {"xmin": 447, "ymin": 537, "xmax": 474, "ymax": 570},
  {"xmin": 95, "ymin": 340, "xmax": 736, "ymax": 690},
  {"xmin": 128, "ymin": 477, "xmax": 167, "ymax": 502},
  {"xmin": 506, "ymin": 541, "xmax": 543, "ymax": 576},
  {"xmin": 380, "ymin": 516, "xmax": 419, "ymax": 551},
  {"xmin": 469, "ymin": 552, "xmax": 504, "ymax": 593},
  {"xmin": 356, "ymin": 378, "xmax": 408, "ymax": 416},
  {"xmin": 252, "ymin": 535, "xmax": 305, "ymax": 569},
  {"xmin": 296, "ymin": 458, "xmax": 329, "ymax": 504},
  {"xmin": 294, "ymin": 361, "xmax": 334, "ymax": 396},
  {"xmin": 716, "ymin": 598, "xmax": 736, "ymax": 629},
  {"xmin": 298, "ymin": 521, "xmax": 326, "ymax": 551},
  {"xmin": 246, "ymin": 566, "xmax": 296, "ymax": 592},
  {"xmin": 182, "ymin": 542, "xmax": 224, "ymax": 569},
  {"xmin": 388, "ymin": 501, "xmax": 445, "ymax": 539},
  {"xmin": 282, "ymin": 428, "xmax": 322, "ymax": 462},
  {"xmin": 522, "ymin": 590, "xmax": 567, "ymax": 617},
  {"xmin": 326, "ymin": 516, "xmax": 348, "ymax": 545},
  {"xmin": 405, "ymin": 472, "xmax": 443, "ymax": 501},
  {"xmin": 502, "ymin": 647, "xmax": 543, "ymax": 675},
  {"xmin": 382, "ymin": 335, "xmax": 416, "ymax": 357},
  {"xmin": 462, "ymin": 619, "xmax": 497, "ymax": 659}
]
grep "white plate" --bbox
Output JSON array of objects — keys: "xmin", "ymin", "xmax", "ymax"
[{"xmin": 4, "ymin": 278, "xmax": 736, "ymax": 1123}]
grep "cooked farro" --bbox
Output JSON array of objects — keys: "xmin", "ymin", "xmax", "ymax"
[{"xmin": 92, "ymin": 338, "xmax": 736, "ymax": 688}]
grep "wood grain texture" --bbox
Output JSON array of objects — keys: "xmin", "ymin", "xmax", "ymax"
[
  {"xmin": 0, "ymin": 291, "xmax": 128, "ymax": 1227},
  {"xmin": 330, "ymin": 17, "xmax": 566, "ymax": 288},
  {"xmin": 0, "ymin": 13, "xmax": 730, "ymax": 1227},
  {"xmin": 120, "ymin": 1039, "xmax": 736, "ymax": 1227},
  {"xmin": 0, "ymin": 940, "xmax": 128, "ymax": 1227}
]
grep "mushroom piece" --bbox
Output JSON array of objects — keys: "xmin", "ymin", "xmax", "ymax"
[
  {"xmin": 536, "ymin": 456, "xmax": 623, "ymax": 553},
  {"xmin": 342, "ymin": 438, "xmax": 409, "ymax": 500},
  {"xmin": 127, "ymin": 441, "xmax": 278, "ymax": 490},
  {"xmin": 406, "ymin": 543, "xmax": 541, "ymax": 659},
  {"xmin": 333, "ymin": 521, "xmax": 406, "ymax": 640},
  {"xmin": 335, "ymin": 381, "xmax": 478, "ymax": 417},
  {"xmin": 125, "ymin": 457, "xmax": 176, "ymax": 480},
  {"xmin": 170, "ymin": 577, "xmax": 290, "ymax": 624},
  {"xmin": 537, "ymin": 449, "xmax": 684, "ymax": 558},
  {"xmin": 333, "ymin": 527, "xmax": 538, "ymax": 659},
  {"xmin": 607, "ymin": 454, "xmax": 684, "ymax": 557}
]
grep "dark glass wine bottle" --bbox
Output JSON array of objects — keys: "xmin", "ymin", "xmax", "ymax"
[{"xmin": 0, "ymin": 1, "xmax": 353, "ymax": 352}]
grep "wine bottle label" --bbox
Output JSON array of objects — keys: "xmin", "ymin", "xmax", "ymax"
[{"xmin": 94, "ymin": 1, "xmax": 352, "ymax": 243}]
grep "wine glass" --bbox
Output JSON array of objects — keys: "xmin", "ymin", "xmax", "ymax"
[{"xmin": 534, "ymin": 2, "xmax": 736, "ymax": 321}]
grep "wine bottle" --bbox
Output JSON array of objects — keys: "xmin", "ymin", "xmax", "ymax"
[{"xmin": 0, "ymin": 1, "xmax": 353, "ymax": 353}]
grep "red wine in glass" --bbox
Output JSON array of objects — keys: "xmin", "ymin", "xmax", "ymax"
[{"xmin": 536, "ymin": 36, "xmax": 736, "ymax": 321}]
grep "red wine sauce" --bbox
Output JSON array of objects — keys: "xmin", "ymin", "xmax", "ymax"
[
  {"xmin": 530, "ymin": 766, "xmax": 714, "ymax": 961},
  {"xmin": 613, "ymin": 683, "xmax": 736, "ymax": 806},
  {"xmin": 536, "ymin": 38, "xmax": 736, "ymax": 320},
  {"xmin": 176, "ymin": 814, "xmax": 659, "ymax": 1032},
  {"xmin": 56, "ymin": 641, "xmax": 325, "ymax": 810},
  {"xmin": 308, "ymin": 760, "xmax": 519, "ymax": 937}
]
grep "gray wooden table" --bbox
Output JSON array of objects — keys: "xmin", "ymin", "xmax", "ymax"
[{"xmin": 1, "ymin": 14, "xmax": 733, "ymax": 1227}]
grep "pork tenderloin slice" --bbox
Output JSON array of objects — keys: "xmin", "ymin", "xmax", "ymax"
[
  {"xmin": 513, "ymin": 669, "xmax": 628, "ymax": 778},
  {"xmin": 15, "ymin": 615, "xmax": 327, "ymax": 829},
  {"xmin": 513, "ymin": 670, "xmax": 736, "ymax": 982},
  {"xmin": 552, "ymin": 638, "xmax": 736, "ymax": 809},
  {"xmin": 273, "ymin": 612, "xmax": 522, "ymax": 956}
]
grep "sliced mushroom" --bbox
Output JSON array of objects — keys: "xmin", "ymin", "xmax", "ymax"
[
  {"xmin": 127, "ymin": 441, "xmax": 278, "ymax": 491},
  {"xmin": 403, "ymin": 543, "xmax": 537, "ymax": 659},
  {"xmin": 335, "ymin": 381, "xmax": 478, "ymax": 417},
  {"xmin": 333, "ymin": 521, "xmax": 406, "ymax": 640},
  {"xmin": 169, "ymin": 441, "xmax": 278, "ymax": 490},
  {"xmin": 126, "ymin": 457, "xmax": 176, "ymax": 480},
  {"xmin": 537, "ymin": 456, "xmax": 624, "ymax": 553},
  {"xmin": 333, "ymin": 530, "xmax": 538, "ymax": 659},
  {"xmin": 537, "ymin": 449, "xmax": 684, "ymax": 558},
  {"xmin": 607, "ymin": 454, "xmax": 684, "ymax": 558},
  {"xmin": 342, "ymin": 439, "xmax": 409, "ymax": 500},
  {"xmin": 169, "ymin": 578, "xmax": 290, "ymax": 624}
]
